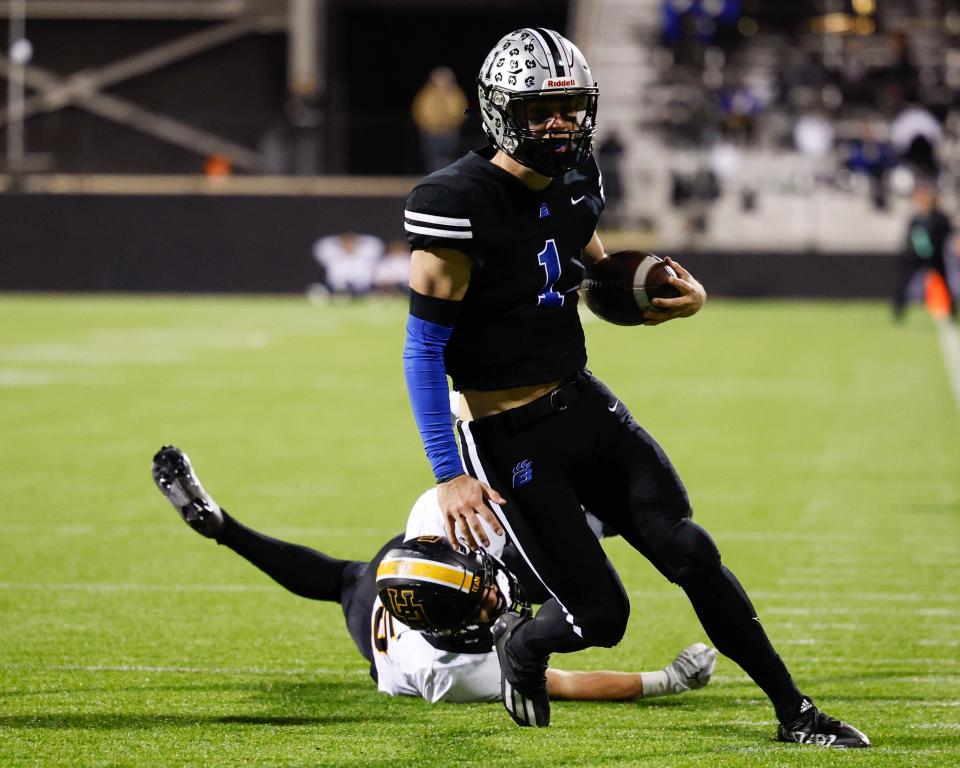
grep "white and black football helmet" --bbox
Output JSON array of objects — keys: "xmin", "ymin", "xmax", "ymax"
[
  {"xmin": 477, "ymin": 27, "xmax": 599, "ymax": 177},
  {"xmin": 376, "ymin": 536, "xmax": 528, "ymax": 644}
]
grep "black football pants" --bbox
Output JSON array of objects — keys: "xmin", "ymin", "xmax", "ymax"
[
  {"xmin": 214, "ymin": 512, "xmax": 404, "ymax": 670},
  {"xmin": 458, "ymin": 369, "xmax": 804, "ymax": 723}
]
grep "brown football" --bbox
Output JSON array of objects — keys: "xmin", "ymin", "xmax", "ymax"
[{"xmin": 580, "ymin": 251, "xmax": 681, "ymax": 326}]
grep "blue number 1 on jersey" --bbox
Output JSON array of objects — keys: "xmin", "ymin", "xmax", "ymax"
[{"xmin": 537, "ymin": 239, "xmax": 564, "ymax": 307}]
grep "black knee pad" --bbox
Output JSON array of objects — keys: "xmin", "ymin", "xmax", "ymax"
[
  {"xmin": 661, "ymin": 519, "xmax": 722, "ymax": 584},
  {"xmin": 577, "ymin": 583, "xmax": 630, "ymax": 648}
]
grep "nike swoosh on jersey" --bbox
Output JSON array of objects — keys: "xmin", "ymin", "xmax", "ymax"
[
  {"xmin": 608, "ymin": 400, "xmax": 618, "ymax": 412},
  {"xmin": 570, "ymin": 195, "xmax": 586, "ymax": 205}
]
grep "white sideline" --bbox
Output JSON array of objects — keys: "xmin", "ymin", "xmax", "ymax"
[
  {"xmin": 2, "ymin": 582, "xmax": 955, "ymax": 605},
  {"xmin": 766, "ymin": 605, "xmax": 960, "ymax": 616},
  {"xmin": 937, "ymin": 317, "xmax": 960, "ymax": 418},
  {"xmin": 626, "ymin": 588, "xmax": 957, "ymax": 604},
  {"xmin": 712, "ymin": 671, "xmax": 960, "ymax": 682},
  {"xmin": 4, "ymin": 664, "xmax": 954, "ymax": 681},
  {"xmin": 0, "ymin": 581, "xmax": 275, "ymax": 593},
  {"xmin": 0, "ymin": 662, "xmax": 366, "ymax": 677}
]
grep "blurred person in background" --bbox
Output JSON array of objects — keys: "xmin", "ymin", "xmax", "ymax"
[
  {"xmin": 596, "ymin": 131, "xmax": 625, "ymax": 229},
  {"xmin": 411, "ymin": 67, "xmax": 468, "ymax": 173},
  {"xmin": 841, "ymin": 121, "xmax": 894, "ymax": 211},
  {"xmin": 891, "ymin": 104, "xmax": 942, "ymax": 179},
  {"xmin": 373, "ymin": 240, "xmax": 413, "ymax": 295},
  {"xmin": 893, "ymin": 179, "xmax": 957, "ymax": 322},
  {"xmin": 311, "ymin": 232, "xmax": 383, "ymax": 299}
]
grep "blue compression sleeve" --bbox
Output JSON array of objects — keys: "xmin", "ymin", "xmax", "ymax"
[{"xmin": 403, "ymin": 314, "xmax": 464, "ymax": 483}]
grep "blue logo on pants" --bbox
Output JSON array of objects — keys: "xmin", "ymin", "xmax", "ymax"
[{"xmin": 512, "ymin": 459, "xmax": 533, "ymax": 487}]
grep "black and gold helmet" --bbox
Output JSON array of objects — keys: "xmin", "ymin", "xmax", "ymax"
[{"xmin": 376, "ymin": 536, "xmax": 527, "ymax": 641}]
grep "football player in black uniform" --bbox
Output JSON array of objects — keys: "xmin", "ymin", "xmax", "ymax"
[{"xmin": 402, "ymin": 27, "xmax": 869, "ymax": 747}]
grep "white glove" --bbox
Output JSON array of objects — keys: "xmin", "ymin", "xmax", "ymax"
[{"xmin": 664, "ymin": 642, "xmax": 717, "ymax": 693}]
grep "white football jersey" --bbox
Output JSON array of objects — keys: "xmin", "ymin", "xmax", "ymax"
[
  {"xmin": 370, "ymin": 600, "xmax": 502, "ymax": 703},
  {"xmin": 372, "ymin": 488, "xmax": 504, "ymax": 703}
]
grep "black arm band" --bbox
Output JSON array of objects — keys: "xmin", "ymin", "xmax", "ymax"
[{"xmin": 409, "ymin": 289, "xmax": 461, "ymax": 326}]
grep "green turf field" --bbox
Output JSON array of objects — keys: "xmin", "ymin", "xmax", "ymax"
[{"xmin": 1, "ymin": 294, "xmax": 958, "ymax": 767}]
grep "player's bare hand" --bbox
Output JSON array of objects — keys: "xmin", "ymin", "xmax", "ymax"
[
  {"xmin": 437, "ymin": 474, "xmax": 505, "ymax": 550},
  {"xmin": 644, "ymin": 258, "xmax": 706, "ymax": 325}
]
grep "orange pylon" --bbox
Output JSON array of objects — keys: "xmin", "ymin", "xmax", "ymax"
[{"xmin": 925, "ymin": 271, "xmax": 951, "ymax": 319}]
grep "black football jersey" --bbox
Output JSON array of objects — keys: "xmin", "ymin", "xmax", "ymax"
[{"xmin": 404, "ymin": 146, "xmax": 604, "ymax": 391}]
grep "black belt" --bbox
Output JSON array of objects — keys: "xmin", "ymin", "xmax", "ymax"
[{"xmin": 500, "ymin": 371, "xmax": 586, "ymax": 432}]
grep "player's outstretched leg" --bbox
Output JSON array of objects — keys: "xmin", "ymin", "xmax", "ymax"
[
  {"xmin": 151, "ymin": 445, "xmax": 224, "ymax": 537},
  {"xmin": 493, "ymin": 612, "xmax": 550, "ymax": 727},
  {"xmin": 777, "ymin": 699, "xmax": 870, "ymax": 748}
]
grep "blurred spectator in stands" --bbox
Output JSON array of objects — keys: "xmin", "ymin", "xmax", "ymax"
[
  {"xmin": 597, "ymin": 132, "xmax": 625, "ymax": 229},
  {"xmin": 891, "ymin": 104, "xmax": 942, "ymax": 178},
  {"xmin": 310, "ymin": 232, "xmax": 383, "ymax": 300},
  {"xmin": 671, "ymin": 166, "xmax": 720, "ymax": 240},
  {"xmin": 411, "ymin": 67, "xmax": 468, "ymax": 173},
  {"xmin": 709, "ymin": 140, "xmax": 755, "ymax": 212},
  {"xmin": 893, "ymin": 179, "xmax": 956, "ymax": 322},
  {"xmin": 793, "ymin": 111, "xmax": 834, "ymax": 160},
  {"xmin": 661, "ymin": 0, "xmax": 739, "ymax": 65},
  {"xmin": 373, "ymin": 240, "xmax": 412, "ymax": 295},
  {"xmin": 780, "ymin": 50, "xmax": 829, "ymax": 113},
  {"xmin": 716, "ymin": 83, "xmax": 761, "ymax": 143},
  {"xmin": 881, "ymin": 31, "xmax": 920, "ymax": 105},
  {"xmin": 839, "ymin": 37, "xmax": 869, "ymax": 105},
  {"xmin": 841, "ymin": 121, "xmax": 894, "ymax": 210}
]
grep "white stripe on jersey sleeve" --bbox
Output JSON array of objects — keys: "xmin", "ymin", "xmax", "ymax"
[
  {"xmin": 404, "ymin": 223, "xmax": 473, "ymax": 239},
  {"xmin": 404, "ymin": 209, "xmax": 472, "ymax": 227}
]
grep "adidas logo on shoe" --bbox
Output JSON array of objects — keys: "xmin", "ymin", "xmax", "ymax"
[{"xmin": 777, "ymin": 700, "xmax": 870, "ymax": 749}]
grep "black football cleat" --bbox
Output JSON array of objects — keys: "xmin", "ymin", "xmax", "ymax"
[
  {"xmin": 151, "ymin": 445, "xmax": 224, "ymax": 538},
  {"xmin": 777, "ymin": 699, "xmax": 870, "ymax": 748},
  {"xmin": 492, "ymin": 611, "xmax": 550, "ymax": 727}
]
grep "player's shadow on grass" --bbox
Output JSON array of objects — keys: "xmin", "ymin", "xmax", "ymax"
[
  {"xmin": 0, "ymin": 679, "xmax": 397, "ymax": 730},
  {"xmin": 0, "ymin": 712, "xmax": 388, "ymax": 730}
]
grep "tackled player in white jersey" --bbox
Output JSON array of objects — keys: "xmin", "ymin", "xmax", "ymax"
[{"xmin": 152, "ymin": 445, "xmax": 716, "ymax": 707}]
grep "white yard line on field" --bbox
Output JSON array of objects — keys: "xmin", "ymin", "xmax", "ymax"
[
  {"xmin": 0, "ymin": 368, "xmax": 55, "ymax": 386},
  {"xmin": 0, "ymin": 581, "xmax": 275, "ymax": 593},
  {"xmin": 712, "ymin": 672, "xmax": 960, "ymax": 683},
  {"xmin": 0, "ymin": 662, "xmax": 366, "ymax": 677},
  {"xmin": 626, "ymin": 588, "xmax": 957, "ymax": 604},
  {"xmin": 3, "ymin": 581, "xmax": 955, "ymax": 611},
  {"xmin": 937, "ymin": 317, "xmax": 960, "ymax": 418},
  {"xmin": 765, "ymin": 604, "xmax": 960, "ymax": 616},
  {"xmin": 769, "ymin": 656, "xmax": 960, "ymax": 668},
  {"xmin": 0, "ymin": 523, "xmax": 396, "ymax": 538}
]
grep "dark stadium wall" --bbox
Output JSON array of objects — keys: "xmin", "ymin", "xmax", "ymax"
[
  {"xmin": 0, "ymin": 20, "xmax": 288, "ymax": 174},
  {"xmin": 0, "ymin": 1, "xmax": 567, "ymax": 175},
  {"xmin": 0, "ymin": 192, "xmax": 898, "ymax": 297},
  {"xmin": 0, "ymin": 193, "xmax": 402, "ymax": 292},
  {"xmin": 328, "ymin": 2, "xmax": 569, "ymax": 174}
]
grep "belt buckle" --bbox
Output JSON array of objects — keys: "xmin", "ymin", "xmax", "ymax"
[{"xmin": 550, "ymin": 387, "xmax": 568, "ymax": 412}]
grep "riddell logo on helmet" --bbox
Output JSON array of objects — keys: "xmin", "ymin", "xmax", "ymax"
[{"xmin": 545, "ymin": 78, "xmax": 575, "ymax": 88}]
